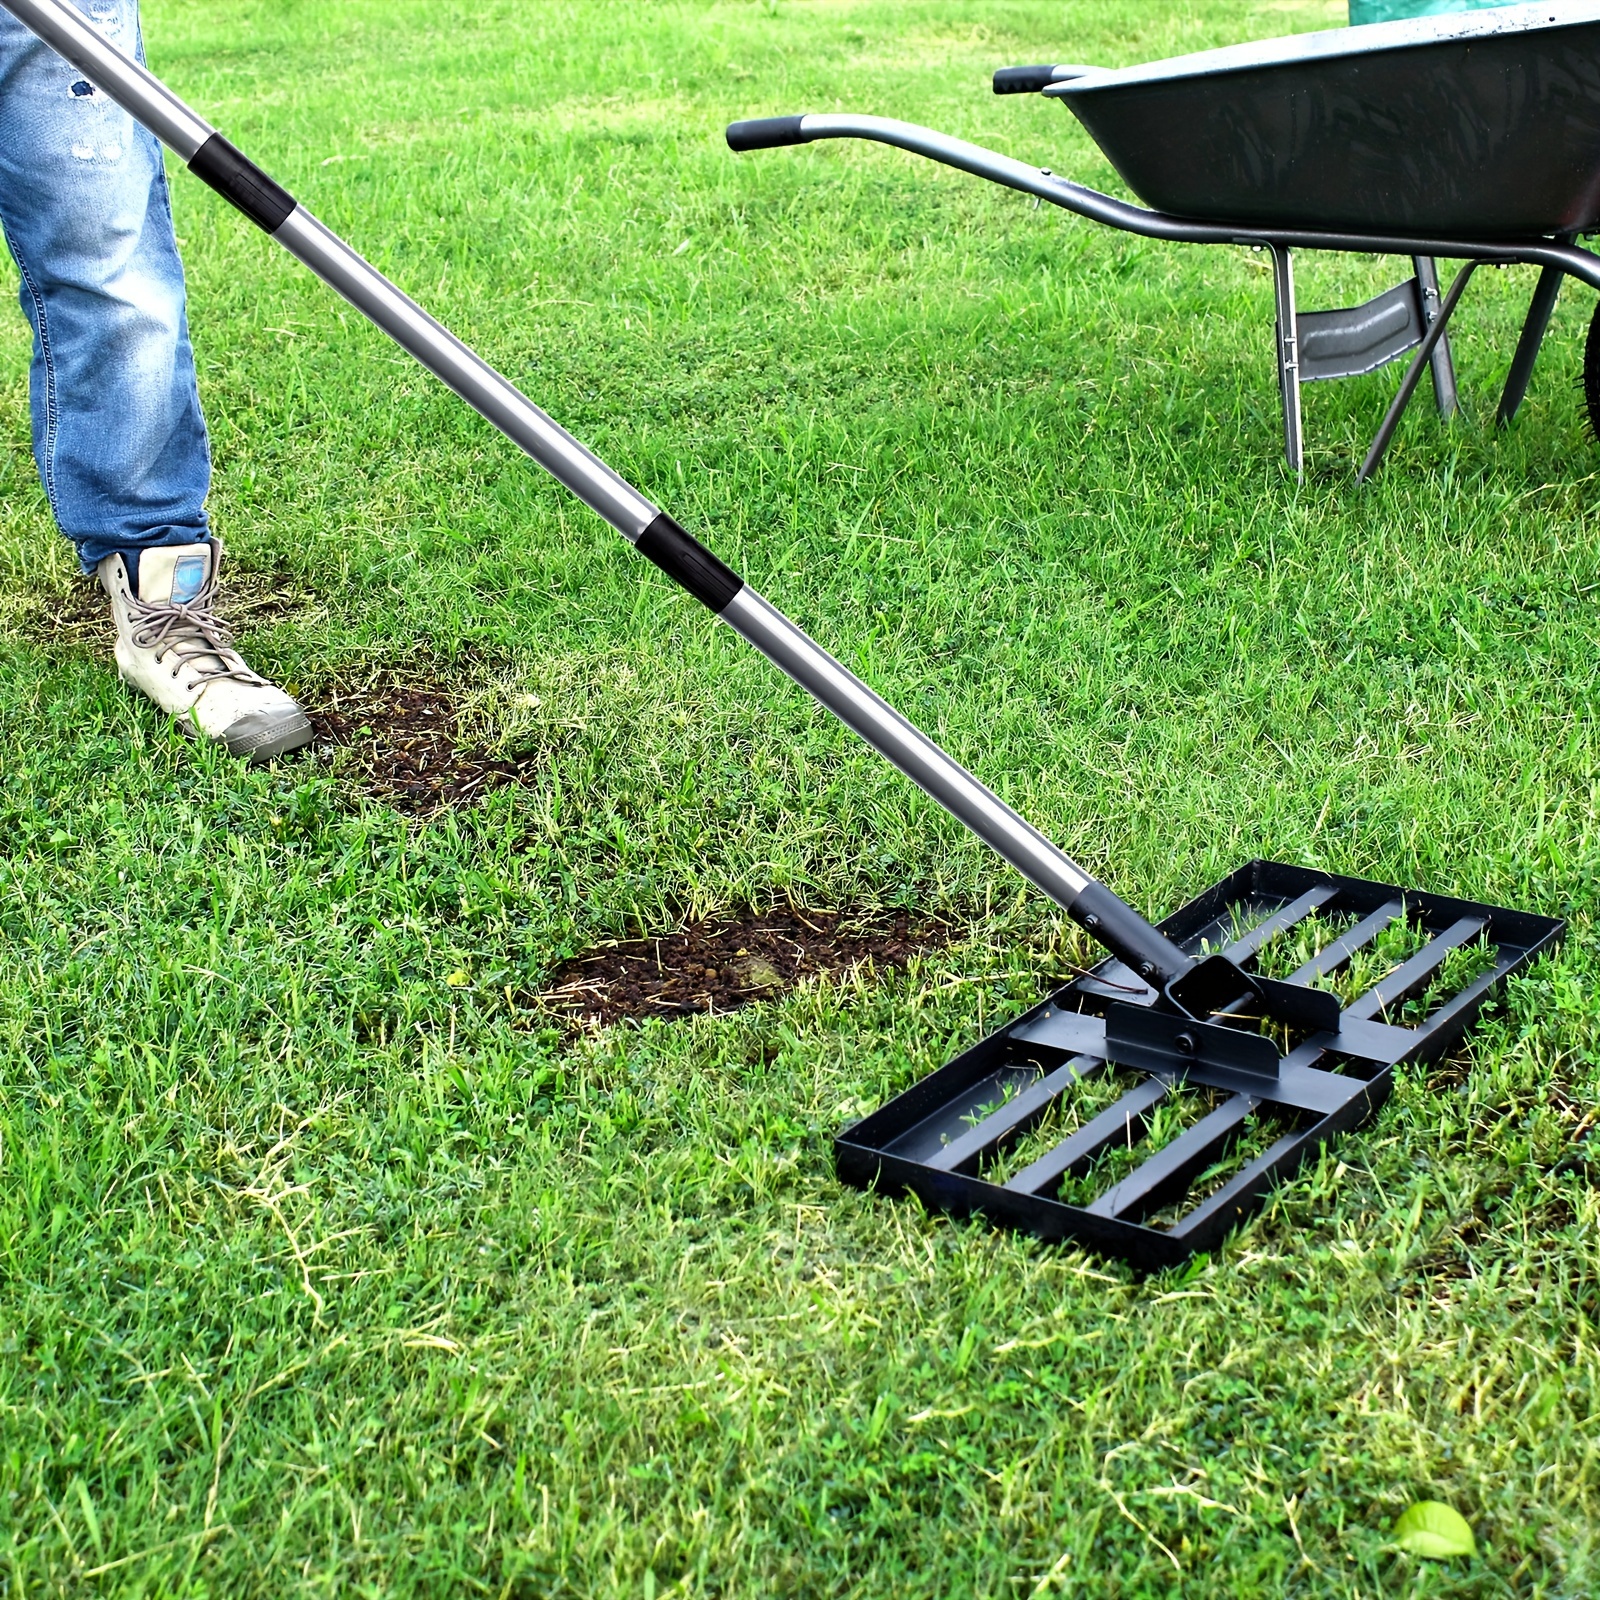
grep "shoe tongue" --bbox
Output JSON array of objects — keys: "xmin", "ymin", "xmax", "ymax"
[{"xmin": 137, "ymin": 543, "xmax": 211, "ymax": 605}]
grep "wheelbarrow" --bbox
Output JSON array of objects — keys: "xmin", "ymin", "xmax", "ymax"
[{"xmin": 729, "ymin": 0, "xmax": 1600, "ymax": 478}]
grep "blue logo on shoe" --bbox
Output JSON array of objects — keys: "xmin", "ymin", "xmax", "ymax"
[{"xmin": 171, "ymin": 556, "xmax": 206, "ymax": 604}]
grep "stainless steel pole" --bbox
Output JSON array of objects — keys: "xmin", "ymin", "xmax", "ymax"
[{"xmin": 0, "ymin": 0, "xmax": 1193, "ymax": 983}]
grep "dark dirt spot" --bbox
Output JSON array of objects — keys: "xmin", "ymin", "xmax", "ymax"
[
  {"xmin": 1546, "ymin": 1126, "xmax": 1600, "ymax": 1182},
  {"xmin": 1415, "ymin": 1203, "xmax": 1492, "ymax": 1284},
  {"xmin": 540, "ymin": 907, "xmax": 952, "ymax": 1028},
  {"xmin": 219, "ymin": 569, "xmax": 316, "ymax": 631},
  {"xmin": 309, "ymin": 671, "xmax": 536, "ymax": 815},
  {"xmin": 1426, "ymin": 1053, "xmax": 1472, "ymax": 1093},
  {"xmin": 24, "ymin": 579, "xmax": 109, "ymax": 645},
  {"xmin": 14, "ymin": 568, "xmax": 312, "ymax": 649}
]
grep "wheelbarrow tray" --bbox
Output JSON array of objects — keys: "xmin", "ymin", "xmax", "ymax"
[{"xmin": 1050, "ymin": 0, "xmax": 1600, "ymax": 236}]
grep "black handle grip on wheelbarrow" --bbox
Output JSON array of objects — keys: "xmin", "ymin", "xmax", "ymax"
[
  {"xmin": 993, "ymin": 65, "xmax": 1058, "ymax": 94},
  {"xmin": 726, "ymin": 115, "xmax": 811, "ymax": 152},
  {"xmin": 993, "ymin": 64, "xmax": 1097, "ymax": 94}
]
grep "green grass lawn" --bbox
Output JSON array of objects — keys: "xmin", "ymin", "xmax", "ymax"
[{"xmin": 3, "ymin": 0, "xmax": 1599, "ymax": 1592}]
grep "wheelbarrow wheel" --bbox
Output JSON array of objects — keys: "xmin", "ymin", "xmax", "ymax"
[{"xmin": 1584, "ymin": 300, "xmax": 1600, "ymax": 442}]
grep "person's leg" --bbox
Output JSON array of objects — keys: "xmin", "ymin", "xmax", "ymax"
[
  {"xmin": 0, "ymin": 0, "xmax": 209, "ymax": 574},
  {"xmin": 0, "ymin": 0, "xmax": 311, "ymax": 761}
]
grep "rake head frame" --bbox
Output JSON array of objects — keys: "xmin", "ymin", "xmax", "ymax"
[{"xmin": 837, "ymin": 861, "xmax": 1563, "ymax": 1270}]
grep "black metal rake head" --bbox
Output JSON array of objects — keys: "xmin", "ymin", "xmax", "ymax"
[{"xmin": 836, "ymin": 861, "xmax": 1563, "ymax": 1271}]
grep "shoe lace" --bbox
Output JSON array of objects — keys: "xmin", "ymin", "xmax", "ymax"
[{"xmin": 126, "ymin": 565, "xmax": 269, "ymax": 688}]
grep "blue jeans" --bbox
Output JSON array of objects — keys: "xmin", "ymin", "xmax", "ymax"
[{"xmin": 0, "ymin": 0, "xmax": 210, "ymax": 573}]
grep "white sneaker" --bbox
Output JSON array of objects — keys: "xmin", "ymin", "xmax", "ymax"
[{"xmin": 98, "ymin": 539, "xmax": 313, "ymax": 763}]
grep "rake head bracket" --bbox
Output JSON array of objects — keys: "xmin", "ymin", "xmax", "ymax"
[
  {"xmin": 1106, "ymin": 1003, "xmax": 1282, "ymax": 1088},
  {"xmin": 836, "ymin": 861, "xmax": 1562, "ymax": 1270}
]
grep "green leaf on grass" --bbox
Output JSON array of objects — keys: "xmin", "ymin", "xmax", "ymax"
[{"xmin": 1394, "ymin": 1501, "xmax": 1476, "ymax": 1559}]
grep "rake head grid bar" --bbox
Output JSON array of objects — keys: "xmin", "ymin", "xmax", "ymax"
[{"xmin": 836, "ymin": 862, "xmax": 1562, "ymax": 1270}]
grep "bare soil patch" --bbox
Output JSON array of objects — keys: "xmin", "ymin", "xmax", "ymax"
[
  {"xmin": 540, "ymin": 907, "xmax": 952, "ymax": 1028},
  {"xmin": 309, "ymin": 672, "xmax": 537, "ymax": 814}
]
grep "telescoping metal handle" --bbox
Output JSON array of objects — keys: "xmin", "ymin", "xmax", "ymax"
[{"xmin": 1, "ymin": 0, "xmax": 1197, "ymax": 990}]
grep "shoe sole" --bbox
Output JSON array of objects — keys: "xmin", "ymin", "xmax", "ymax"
[{"xmin": 221, "ymin": 709, "xmax": 316, "ymax": 764}]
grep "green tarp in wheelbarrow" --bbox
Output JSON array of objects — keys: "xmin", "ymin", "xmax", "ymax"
[{"xmin": 1349, "ymin": 0, "xmax": 1523, "ymax": 26}]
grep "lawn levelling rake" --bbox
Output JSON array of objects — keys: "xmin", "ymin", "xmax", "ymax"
[{"xmin": 13, "ymin": 0, "xmax": 1562, "ymax": 1268}]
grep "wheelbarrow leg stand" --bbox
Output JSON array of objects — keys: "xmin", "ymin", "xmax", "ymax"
[
  {"xmin": 1271, "ymin": 244, "xmax": 1304, "ymax": 476},
  {"xmin": 1496, "ymin": 250, "xmax": 1570, "ymax": 427},
  {"xmin": 1411, "ymin": 256, "xmax": 1459, "ymax": 417},
  {"xmin": 1358, "ymin": 260, "xmax": 1479, "ymax": 483}
]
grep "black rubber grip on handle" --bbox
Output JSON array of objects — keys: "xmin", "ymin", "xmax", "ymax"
[
  {"xmin": 726, "ymin": 115, "xmax": 809, "ymax": 152},
  {"xmin": 993, "ymin": 65, "xmax": 1059, "ymax": 95},
  {"xmin": 636, "ymin": 513, "xmax": 744, "ymax": 614},
  {"xmin": 189, "ymin": 133, "xmax": 296, "ymax": 233}
]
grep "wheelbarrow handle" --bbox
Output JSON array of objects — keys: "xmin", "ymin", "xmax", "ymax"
[
  {"xmin": 0, "ymin": 0, "xmax": 1197, "ymax": 991},
  {"xmin": 729, "ymin": 111, "xmax": 1600, "ymax": 293}
]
